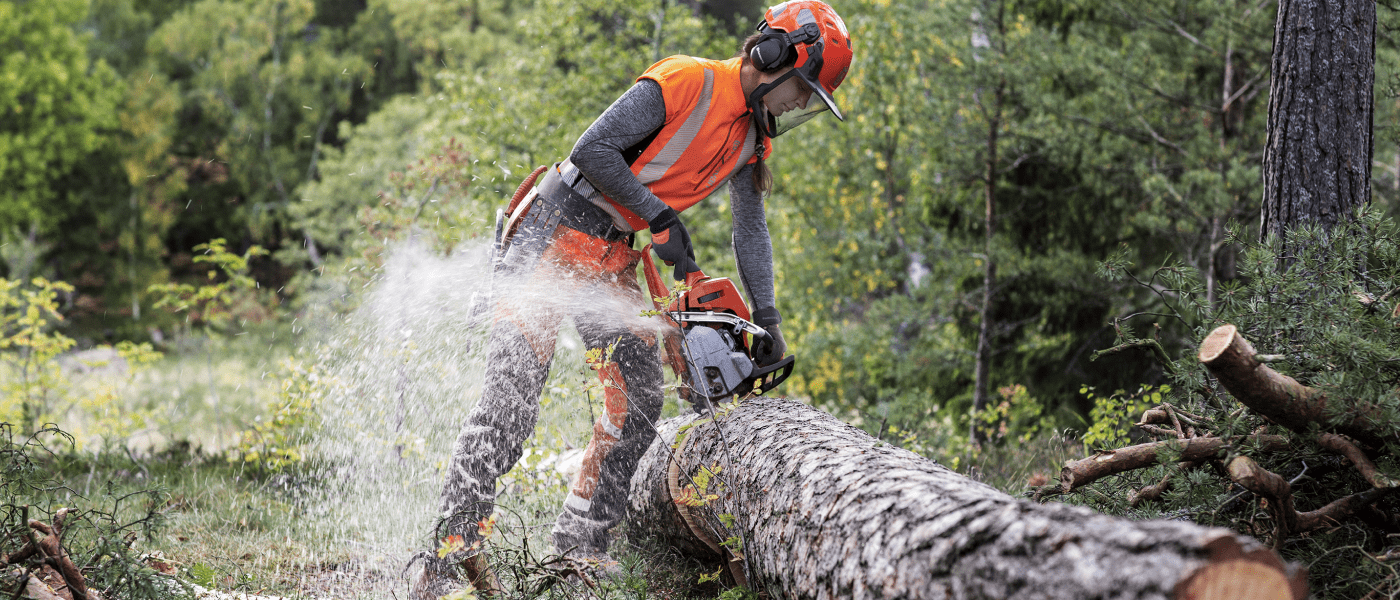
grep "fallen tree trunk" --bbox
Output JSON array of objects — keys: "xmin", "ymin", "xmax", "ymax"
[{"xmin": 627, "ymin": 397, "xmax": 1306, "ymax": 600}]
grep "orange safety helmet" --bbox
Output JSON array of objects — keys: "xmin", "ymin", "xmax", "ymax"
[{"xmin": 747, "ymin": 0, "xmax": 853, "ymax": 137}]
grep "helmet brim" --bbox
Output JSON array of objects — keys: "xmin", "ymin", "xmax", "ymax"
[{"xmin": 795, "ymin": 63, "xmax": 842, "ymax": 121}]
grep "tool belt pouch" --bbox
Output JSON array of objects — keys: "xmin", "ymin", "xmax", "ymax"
[{"xmin": 536, "ymin": 166, "xmax": 632, "ymax": 243}]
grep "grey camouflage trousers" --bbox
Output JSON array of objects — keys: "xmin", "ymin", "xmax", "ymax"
[{"xmin": 432, "ymin": 190, "xmax": 664, "ymax": 563}]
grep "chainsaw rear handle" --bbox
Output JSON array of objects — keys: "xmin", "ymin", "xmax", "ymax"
[{"xmin": 640, "ymin": 243, "xmax": 707, "ymax": 306}]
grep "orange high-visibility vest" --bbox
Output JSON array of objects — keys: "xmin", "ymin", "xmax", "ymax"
[{"xmin": 606, "ymin": 55, "xmax": 772, "ymax": 231}]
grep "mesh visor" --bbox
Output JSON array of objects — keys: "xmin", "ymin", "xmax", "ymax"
[{"xmin": 774, "ymin": 103, "xmax": 831, "ymax": 136}]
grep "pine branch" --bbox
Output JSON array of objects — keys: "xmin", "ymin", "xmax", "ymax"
[{"xmin": 1059, "ymin": 434, "xmax": 1289, "ymax": 493}]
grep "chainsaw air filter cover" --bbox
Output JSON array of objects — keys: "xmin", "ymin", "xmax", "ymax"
[{"xmin": 682, "ymin": 326, "xmax": 755, "ymax": 399}]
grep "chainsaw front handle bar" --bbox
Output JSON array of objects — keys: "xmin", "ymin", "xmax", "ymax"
[{"xmin": 671, "ymin": 311, "xmax": 769, "ymax": 338}]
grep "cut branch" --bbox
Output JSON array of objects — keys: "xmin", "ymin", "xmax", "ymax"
[
  {"xmin": 1296, "ymin": 487, "xmax": 1400, "ymax": 532},
  {"xmin": 1091, "ymin": 338, "xmax": 1178, "ymax": 374},
  {"xmin": 1130, "ymin": 473, "xmax": 1174, "ymax": 507},
  {"xmin": 1224, "ymin": 454, "xmax": 1400, "ymax": 548},
  {"xmin": 23, "ymin": 508, "xmax": 89, "ymax": 600},
  {"xmin": 1316, "ymin": 433, "xmax": 1400, "ymax": 489},
  {"xmin": 1226, "ymin": 455, "xmax": 1297, "ymax": 549},
  {"xmin": 1060, "ymin": 435, "xmax": 1289, "ymax": 493},
  {"xmin": 1198, "ymin": 325, "xmax": 1394, "ymax": 447}
]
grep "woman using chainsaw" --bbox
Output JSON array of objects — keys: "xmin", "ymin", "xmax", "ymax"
[{"xmin": 413, "ymin": 2, "xmax": 852, "ymax": 596}]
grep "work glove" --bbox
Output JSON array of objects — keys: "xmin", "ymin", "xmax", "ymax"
[
  {"xmin": 648, "ymin": 207, "xmax": 700, "ymax": 280},
  {"xmin": 752, "ymin": 307, "xmax": 786, "ymax": 366}
]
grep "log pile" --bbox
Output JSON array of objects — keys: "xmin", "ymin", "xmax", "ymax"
[{"xmin": 627, "ymin": 396, "xmax": 1307, "ymax": 600}]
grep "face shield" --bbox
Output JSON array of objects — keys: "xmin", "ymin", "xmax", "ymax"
[
  {"xmin": 752, "ymin": 68, "xmax": 842, "ymax": 138},
  {"xmin": 773, "ymin": 104, "xmax": 830, "ymax": 136}
]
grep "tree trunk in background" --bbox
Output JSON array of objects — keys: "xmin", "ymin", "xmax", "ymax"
[
  {"xmin": 627, "ymin": 397, "xmax": 1307, "ymax": 600},
  {"xmin": 971, "ymin": 83, "xmax": 999, "ymax": 445},
  {"xmin": 971, "ymin": 72, "xmax": 1005, "ymax": 445},
  {"xmin": 1260, "ymin": 0, "xmax": 1374, "ymax": 239}
]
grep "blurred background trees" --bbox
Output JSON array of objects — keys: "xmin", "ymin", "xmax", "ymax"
[
  {"xmin": 8, "ymin": 0, "xmax": 1400, "ymax": 595},
  {"xmin": 5, "ymin": 0, "xmax": 1399, "ymax": 443}
]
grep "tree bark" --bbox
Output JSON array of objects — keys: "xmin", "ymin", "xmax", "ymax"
[
  {"xmin": 627, "ymin": 397, "xmax": 1307, "ymax": 600},
  {"xmin": 1260, "ymin": 0, "xmax": 1374, "ymax": 239},
  {"xmin": 970, "ymin": 10, "xmax": 1006, "ymax": 445}
]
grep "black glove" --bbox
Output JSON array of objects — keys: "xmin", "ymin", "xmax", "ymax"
[
  {"xmin": 752, "ymin": 307, "xmax": 786, "ymax": 366},
  {"xmin": 754, "ymin": 325, "xmax": 786, "ymax": 367},
  {"xmin": 648, "ymin": 207, "xmax": 700, "ymax": 280}
]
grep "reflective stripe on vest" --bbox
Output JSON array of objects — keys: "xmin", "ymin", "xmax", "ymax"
[{"xmin": 637, "ymin": 68, "xmax": 714, "ymax": 185}]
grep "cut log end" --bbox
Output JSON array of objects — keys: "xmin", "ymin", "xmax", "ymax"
[
  {"xmin": 1176, "ymin": 559, "xmax": 1300, "ymax": 600},
  {"xmin": 1184, "ymin": 531, "xmax": 1308, "ymax": 600},
  {"xmin": 1197, "ymin": 324, "xmax": 1239, "ymax": 364}
]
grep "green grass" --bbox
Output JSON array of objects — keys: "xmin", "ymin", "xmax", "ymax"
[
  {"xmin": 59, "ymin": 327, "xmax": 296, "ymax": 454},
  {"xmin": 34, "ymin": 319, "xmax": 724, "ymax": 599},
  {"xmin": 26, "ymin": 424, "xmax": 730, "ymax": 599}
]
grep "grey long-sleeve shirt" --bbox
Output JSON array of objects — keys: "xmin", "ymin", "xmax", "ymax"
[{"xmin": 568, "ymin": 80, "xmax": 777, "ymax": 311}]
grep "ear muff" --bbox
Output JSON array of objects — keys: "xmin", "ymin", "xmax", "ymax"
[
  {"xmin": 749, "ymin": 33, "xmax": 791, "ymax": 72},
  {"xmin": 749, "ymin": 22, "xmax": 823, "ymax": 72}
]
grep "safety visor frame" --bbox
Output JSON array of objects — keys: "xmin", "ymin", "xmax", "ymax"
[
  {"xmin": 790, "ymin": 32, "xmax": 843, "ymax": 121},
  {"xmin": 789, "ymin": 29, "xmax": 840, "ymax": 121},
  {"xmin": 753, "ymin": 65, "xmax": 835, "ymax": 138}
]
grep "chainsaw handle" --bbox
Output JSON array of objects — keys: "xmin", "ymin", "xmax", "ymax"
[
  {"xmin": 754, "ymin": 354, "xmax": 796, "ymax": 395},
  {"xmin": 639, "ymin": 243, "xmax": 670, "ymax": 310},
  {"xmin": 683, "ymin": 269, "xmax": 706, "ymax": 288},
  {"xmin": 640, "ymin": 243, "xmax": 707, "ymax": 307}
]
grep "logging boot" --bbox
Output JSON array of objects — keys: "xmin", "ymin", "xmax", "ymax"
[
  {"xmin": 550, "ymin": 535, "xmax": 623, "ymax": 584},
  {"xmin": 409, "ymin": 552, "xmax": 504, "ymax": 599},
  {"xmin": 409, "ymin": 554, "xmax": 459, "ymax": 600},
  {"xmin": 462, "ymin": 551, "xmax": 505, "ymax": 596}
]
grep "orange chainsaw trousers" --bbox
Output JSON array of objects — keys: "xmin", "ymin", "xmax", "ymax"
[{"xmin": 433, "ymin": 181, "xmax": 664, "ymax": 560}]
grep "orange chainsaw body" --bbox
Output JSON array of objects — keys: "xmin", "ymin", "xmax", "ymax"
[{"xmin": 640, "ymin": 244, "xmax": 794, "ymax": 405}]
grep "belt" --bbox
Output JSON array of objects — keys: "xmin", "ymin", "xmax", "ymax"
[{"xmin": 536, "ymin": 162, "xmax": 633, "ymax": 243}]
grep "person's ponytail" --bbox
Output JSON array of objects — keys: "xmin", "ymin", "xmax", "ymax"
[{"xmin": 751, "ymin": 139, "xmax": 772, "ymax": 194}]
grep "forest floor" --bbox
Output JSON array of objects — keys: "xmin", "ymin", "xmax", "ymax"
[{"xmin": 20, "ymin": 328, "xmax": 1081, "ymax": 599}]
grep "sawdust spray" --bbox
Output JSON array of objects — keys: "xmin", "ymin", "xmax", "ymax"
[{"xmin": 293, "ymin": 236, "xmax": 673, "ymax": 598}]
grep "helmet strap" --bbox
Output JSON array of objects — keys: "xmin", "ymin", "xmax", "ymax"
[{"xmin": 746, "ymin": 69, "xmax": 800, "ymax": 139}]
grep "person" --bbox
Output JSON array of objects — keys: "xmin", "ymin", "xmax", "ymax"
[{"xmin": 411, "ymin": 1, "xmax": 852, "ymax": 595}]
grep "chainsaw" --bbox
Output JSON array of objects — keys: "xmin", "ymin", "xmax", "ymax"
[{"xmin": 640, "ymin": 245, "xmax": 795, "ymax": 409}]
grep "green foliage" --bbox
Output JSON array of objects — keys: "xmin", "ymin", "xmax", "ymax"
[
  {"xmin": 0, "ymin": 0, "xmax": 123, "ymax": 234},
  {"xmin": 770, "ymin": 0, "xmax": 1114, "ymax": 452},
  {"xmin": 227, "ymin": 357, "xmax": 323, "ymax": 474},
  {"xmin": 137, "ymin": 0, "xmax": 379, "ymax": 269},
  {"xmin": 148, "ymin": 238, "xmax": 270, "ymax": 332},
  {"xmin": 1078, "ymin": 384, "xmax": 1165, "ymax": 451},
  {"xmin": 72, "ymin": 340, "xmax": 165, "ymax": 448},
  {"xmin": 974, "ymin": 383, "xmax": 1056, "ymax": 445},
  {"xmin": 0, "ymin": 278, "xmax": 77, "ymax": 434},
  {"xmin": 0, "ymin": 276, "xmax": 174, "ymax": 446},
  {"xmin": 1070, "ymin": 208, "xmax": 1400, "ymax": 598}
]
